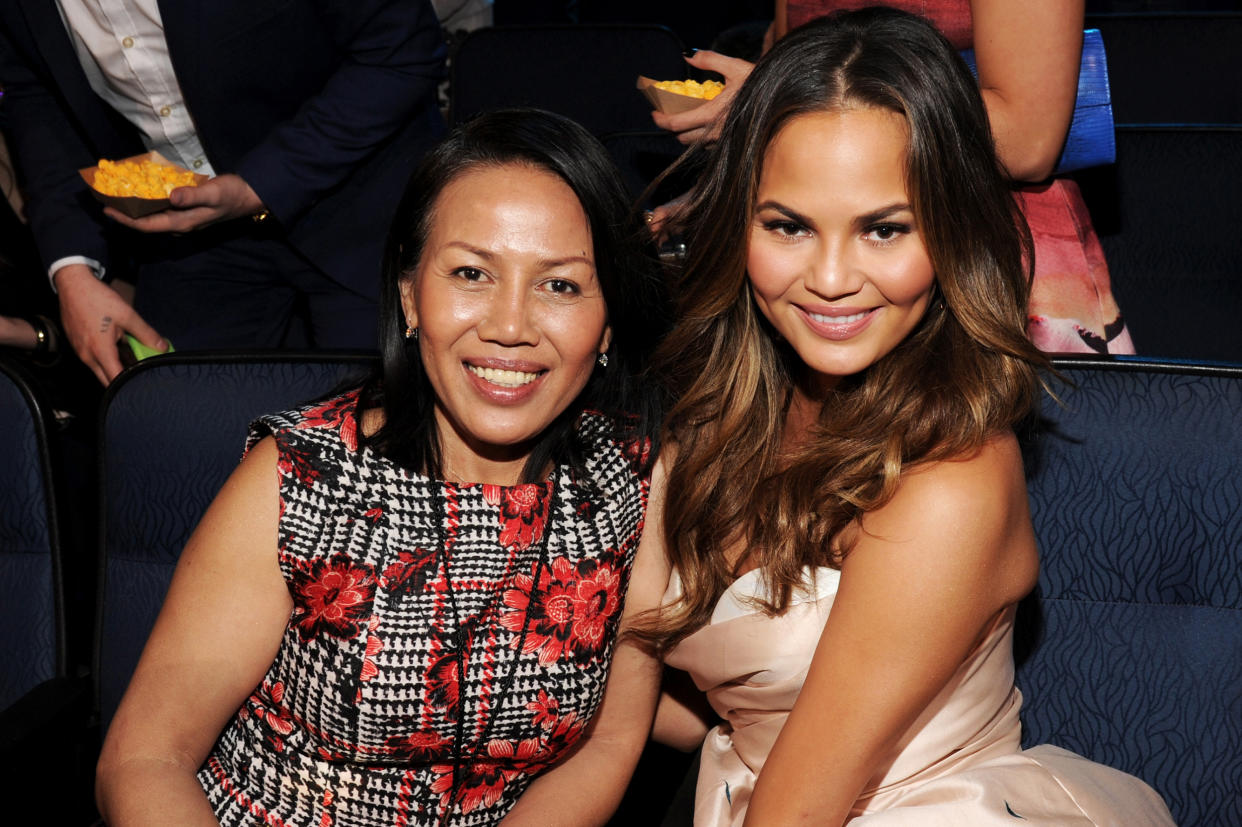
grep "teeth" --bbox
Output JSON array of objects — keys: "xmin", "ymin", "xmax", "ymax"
[
  {"xmin": 809, "ymin": 310, "xmax": 867, "ymax": 325},
  {"xmin": 467, "ymin": 365, "xmax": 539, "ymax": 387}
]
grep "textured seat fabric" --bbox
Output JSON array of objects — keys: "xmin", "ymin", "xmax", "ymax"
[
  {"xmin": 95, "ymin": 354, "xmax": 375, "ymax": 728},
  {"xmin": 0, "ymin": 360, "xmax": 62, "ymax": 712},
  {"xmin": 1018, "ymin": 357, "xmax": 1242, "ymax": 827},
  {"xmin": 450, "ymin": 24, "xmax": 686, "ymax": 136}
]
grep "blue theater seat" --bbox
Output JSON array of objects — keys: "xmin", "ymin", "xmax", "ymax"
[
  {"xmin": 0, "ymin": 359, "xmax": 68, "ymax": 720},
  {"xmin": 1017, "ymin": 357, "xmax": 1242, "ymax": 827},
  {"xmin": 95, "ymin": 353, "xmax": 375, "ymax": 730}
]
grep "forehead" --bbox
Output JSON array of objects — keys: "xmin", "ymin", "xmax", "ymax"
[
  {"xmin": 424, "ymin": 162, "xmax": 593, "ymax": 249},
  {"xmin": 758, "ymin": 107, "xmax": 911, "ymax": 201}
]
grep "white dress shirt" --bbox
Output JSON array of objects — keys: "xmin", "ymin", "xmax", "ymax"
[{"xmin": 50, "ymin": 0, "xmax": 216, "ymax": 286}]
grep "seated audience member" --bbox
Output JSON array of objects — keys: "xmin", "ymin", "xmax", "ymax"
[
  {"xmin": 652, "ymin": 0, "xmax": 1134, "ymax": 355},
  {"xmin": 641, "ymin": 10, "xmax": 1174, "ymax": 824},
  {"xmin": 95, "ymin": 109, "xmax": 671, "ymax": 826},
  {"xmin": 0, "ymin": 0, "xmax": 447, "ymax": 385}
]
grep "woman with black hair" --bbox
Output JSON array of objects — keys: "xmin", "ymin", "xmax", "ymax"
[{"xmin": 96, "ymin": 109, "xmax": 672, "ymax": 826}]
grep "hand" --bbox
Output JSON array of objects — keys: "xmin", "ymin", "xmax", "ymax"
[
  {"xmin": 103, "ymin": 173, "xmax": 265, "ymax": 234},
  {"xmin": 650, "ymin": 50, "xmax": 754, "ymax": 145},
  {"xmin": 54, "ymin": 263, "xmax": 167, "ymax": 385},
  {"xmin": 646, "ymin": 190, "xmax": 693, "ymax": 242}
]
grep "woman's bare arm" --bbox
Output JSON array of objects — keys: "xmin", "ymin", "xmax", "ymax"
[
  {"xmin": 971, "ymin": 0, "xmax": 1084, "ymax": 181},
  {"xmin": 742, "ymin": 435, "xmax": 1039, "ymax": 826},
  {"xmin": 95, "ymin": 437, "xmax": 292, "ymax": 826}
]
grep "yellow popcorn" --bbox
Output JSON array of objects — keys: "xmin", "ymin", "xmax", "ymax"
[
  {"xmin": 651, "ymin": 79, "xmax": 725, "ymax": 100},
  {"xmin": 91, "ymin": 157, "xmax": 200, "ymax": 198}
]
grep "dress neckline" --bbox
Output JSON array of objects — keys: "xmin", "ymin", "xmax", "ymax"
[{"xmin": 710, "ymin": 565, "xmax": 841, "ymax": 624}]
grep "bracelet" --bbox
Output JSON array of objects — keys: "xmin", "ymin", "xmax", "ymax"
[
  {"xmin": 29, "ymin": 314, "xmax": 60, "ymax": 366},
  {"xmin": 30, "ymin": 316, "xmax": 50, "ymax": 356},
  {"xmin": 251, "ymin": 209, "xmax": 271, "ymax": 224}
]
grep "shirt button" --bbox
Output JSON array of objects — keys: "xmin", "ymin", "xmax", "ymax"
[
  {"xmin": 192, "ymin": 159, "xmax": 203, "ymax": 169},
  {"xmin": 159, "ymin": 105, "xmax": 171, "ymax": 117},
  {"xmin": 122, "ymin": 36, "xmax": 134, "ymax": 48}
]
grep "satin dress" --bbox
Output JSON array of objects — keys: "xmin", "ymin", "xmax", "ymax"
[
  {"xmin": 785, "ymin": 0, "xmax": 1135, "ymax": 355},
  {"xmin": 663, "ymin": 566, "xmax": 1175, "ymax": 825}
]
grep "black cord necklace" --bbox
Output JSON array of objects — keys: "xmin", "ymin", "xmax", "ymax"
[{"xmin": 433, "ymin": 476, "xmax": 558, "ymax": 826}]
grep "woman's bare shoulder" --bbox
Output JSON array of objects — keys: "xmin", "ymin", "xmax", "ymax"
[{"xmin": 852, "ymin": 433, "xmax": 1037, "ymax": 603}]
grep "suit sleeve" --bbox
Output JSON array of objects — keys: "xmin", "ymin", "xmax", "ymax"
[
  {"xmin": 232, "ymin": 0, "xmax": 446, "ymax": 226},
  {"xmin": 0, "ymin": 20, "xmax": 116, "ymax": 275}
]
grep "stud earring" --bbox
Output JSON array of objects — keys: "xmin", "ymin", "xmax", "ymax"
[
  {"xmin": 597, "ymin": 352, "xmax": 609, "ymax": 368},
  {"xmin": 405, "ymin": 325, "xmax": 419, "ymax": 340}
]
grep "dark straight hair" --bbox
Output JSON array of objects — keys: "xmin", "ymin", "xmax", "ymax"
[{"xmin": 360, "ymin": 108, "xmax": 668, "ymax": 482}]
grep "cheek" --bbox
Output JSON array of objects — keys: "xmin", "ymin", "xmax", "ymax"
[
  {"xmin": 746, "ymin": 237, "xmax": 797, "ymax": 312},
  {"xmin": 880, "ymin": 249, "xmax": 936, "ymax": 306},
  {"xmin": 544, "ymin": 303, "xmax": 609, "ymax": 366}
]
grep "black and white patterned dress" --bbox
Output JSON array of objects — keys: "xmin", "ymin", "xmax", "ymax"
[{"xmin": 198, "ymin": 391, "xmax": 651, "ymax": 826}]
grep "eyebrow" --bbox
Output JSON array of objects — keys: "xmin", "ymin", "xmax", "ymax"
[
  {"xmin": 753, "ymin": 200, "xmax": 914, "ymax": 230},
  {"xmin": 443, "ymin": 240, "xmax": 594, "ymax": 270}
]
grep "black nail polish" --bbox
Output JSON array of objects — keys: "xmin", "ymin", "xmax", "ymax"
[{"xmin": 683, "ymin": 48, "xmax": 698, "ymax": 57}]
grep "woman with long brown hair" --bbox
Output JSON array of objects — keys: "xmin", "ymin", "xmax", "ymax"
[{"xmin": 644, "ymin": 9, "xmax": 1173, "ymax": 825}]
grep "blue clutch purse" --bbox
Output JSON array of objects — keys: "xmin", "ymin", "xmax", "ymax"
[{"xmin": 959, "ymin": 28, "xmax": 1114, "ymax": 175}]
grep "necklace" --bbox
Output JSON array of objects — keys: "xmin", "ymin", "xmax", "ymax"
[{"xmin": 432, "ymin": 475, "xmax": 558, "ymax": 825}]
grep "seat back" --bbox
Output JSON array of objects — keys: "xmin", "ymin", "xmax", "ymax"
[
  {"xmin": 1075, "ymin": 125, "xmax": 1242, "ymax": 362},
  {"xmin": 1017, "ymin": 357, "xmax": 1242, "ymax": 827},
  {"xmin": 94, "ymin": 353, "xmax": 375, "ymax": 728},
  {"xmin": 1087, "ymin": 12, "xmax": 1242, "ymax": 125},
  {"xmin": 0, "ymin": 360, "xmax": 63, "ymax": 711},
  {"xmin": 450, "ymin": 24, "xmax": 686, "ymax": 136}
]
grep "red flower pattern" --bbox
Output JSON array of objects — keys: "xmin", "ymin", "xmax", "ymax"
[
  {"xmin": 500, "ymin": 554, "xmax": 624, "ymax": 665},
  {"xmin": 289, "ymin": 553, "xmax": 377, "ymax": 642},
  {"xmin": 384, "ymin": 728, "xmax": 453, "ymax": 762},
  {"xmin": 526, "ymin": 690, "xmax": 560, "ymax": 731},
  {"xmin": 298, "ymin": 394, "xmax": 359, "ymax": 451},
  {"xmin": 484, "ymin": 483, "xmax": 551, "ymax": 550},
  {"xmin": 381, "ymin": 546, "xmax": 438, "ymax": 597},
  {"xmin": 244, "ymin": 680, "xmax": 296, "ymax": 752},
  {"xmin": 359, "ymin": 615, "xmax": 383, "ymax": 683}
]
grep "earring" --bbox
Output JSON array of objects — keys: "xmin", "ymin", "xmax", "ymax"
[
  {"xmin": 405, "ymin": 325, "xmax": 419, "ymax": 340},
  {"xmin": 597, "ymin": 352, "xmax": 609, "ymax": 368}
]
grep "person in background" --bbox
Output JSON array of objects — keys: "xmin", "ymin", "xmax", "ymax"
[
  {"xmin": 0, "ymin": 0, "xmax": 447, "ymax": 386},
  {"xmin": 652, "ymin": 0, "xmax": 1134, "ymax": 355},
  {"xmin": 642, "ymin": 10, "xmax": 1173, "ymax": 824},
  {"xmin": 95, "ymin": 108, "xmax": 671, "ymax": 826}
]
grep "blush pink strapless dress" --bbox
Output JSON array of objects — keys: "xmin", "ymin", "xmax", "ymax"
[
  {"xmin": 785, "ymin": 0, "xmax": 1135, "ymax": 355},
  {"xmin": 663, "ymin": 567, "xmax": 1175, "ymax": 825}
]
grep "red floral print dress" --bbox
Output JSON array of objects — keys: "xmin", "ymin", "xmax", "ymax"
[{"xmin": 198, "ymin": 390, "xmax": 651, "ymax": 826}]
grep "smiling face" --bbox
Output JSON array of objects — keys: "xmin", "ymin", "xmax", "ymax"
[
  {"xmin": 747, "ymin": 107, "xmax": 935, "ymax": 392},
  {"xmin": 399, "ymin": 163, "xmax": 610, "ymax": 484}
]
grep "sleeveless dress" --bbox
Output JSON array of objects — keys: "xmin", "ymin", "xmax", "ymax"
[
  {"xmin": 197, "ymin": 391, "xmax": 651, "ymax": 826},
  {"xmin": 786, "ymin": 0, "xmax": 1136, "ymax": 355},
  {"xmin": 663, "ymin": 566, "xmax": 1176, "ymax": 826}
]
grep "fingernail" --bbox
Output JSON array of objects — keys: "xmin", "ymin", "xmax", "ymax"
[{"xmin": 683, "ymin": 48, "xmax": 698, "ymax": 57}]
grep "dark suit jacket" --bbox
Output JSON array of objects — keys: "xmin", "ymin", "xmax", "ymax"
[{"xmin": 0, "ymin": 0, "xmax": 446, "ymax": 296}]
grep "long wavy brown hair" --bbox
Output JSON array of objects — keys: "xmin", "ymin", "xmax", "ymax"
[{"xmin": 640, "ymin": 8, "xmax": 1049, "ymax": 652}]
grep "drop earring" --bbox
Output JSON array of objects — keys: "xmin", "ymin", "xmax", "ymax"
[
  {"xmin": 596, "ymin": 352, "xmax": 609, "ymax": 368},
  {"xmin": 405, "ymin": 325, "xmax": 419, "ymax": 340}
]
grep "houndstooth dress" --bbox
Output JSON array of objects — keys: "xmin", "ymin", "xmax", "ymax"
[{"xmin": 198, "ymin": 391, "xmax": 651, "ymax": 826}]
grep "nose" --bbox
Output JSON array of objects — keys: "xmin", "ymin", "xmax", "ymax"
[
  {"xmin": 807, "ymin": 237, "xmax": 862, "ymax": 300},
  {"xmin": 477, "ymin": 282, "xmax": 539, "ymax": 346}
]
